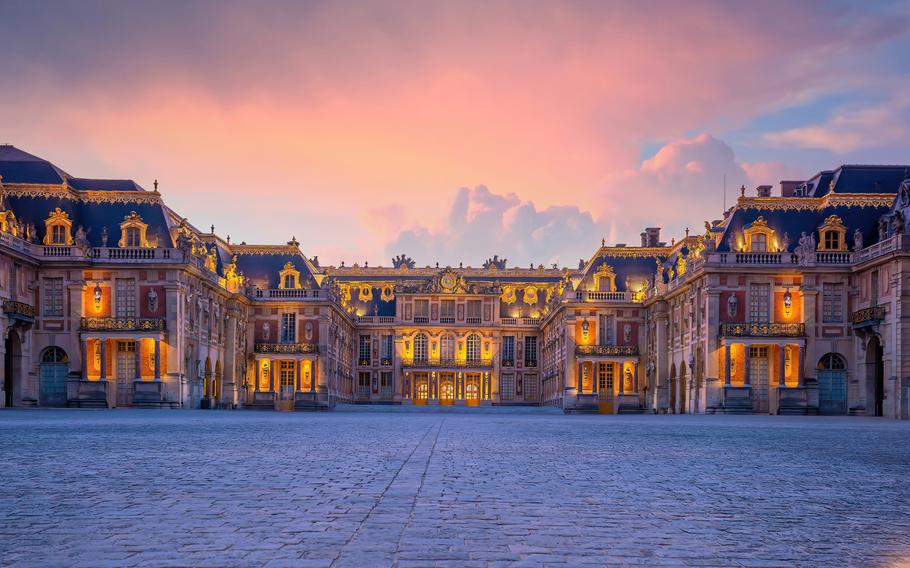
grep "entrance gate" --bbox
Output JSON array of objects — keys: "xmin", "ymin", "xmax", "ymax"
[{"xmin": 750, "ymin": 347, "xmax": 769, "ymax": 413}]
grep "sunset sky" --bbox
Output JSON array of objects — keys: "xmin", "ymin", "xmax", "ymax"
[{"xmin": 2, "ymin": 0, "xmax": 909, "ymax": 267}]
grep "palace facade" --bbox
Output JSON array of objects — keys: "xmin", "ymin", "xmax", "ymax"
[{"xmin": 1, "ymin": 145, "xmax": 908, "ymax": 418}]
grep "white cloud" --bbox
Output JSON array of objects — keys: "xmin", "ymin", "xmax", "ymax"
[
  {"xmin": 763, "ymin": 98, "xmax": 909, "ymax": 153},
  {"xmin": 384, "ymin": 186, "xmax": 600, "ymax": 268}
]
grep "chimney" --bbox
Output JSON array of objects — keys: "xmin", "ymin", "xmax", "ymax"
[
  {"xmin": 641, "ymin": 227, "xmax": 661, "ymax": 247},
  {"xmin": 780, "ymin": 180, "xmax": 802, "ymax": 197},
  {"xmin": 756, "ymin": 185, "xmax": 773, "ymax": 198}
]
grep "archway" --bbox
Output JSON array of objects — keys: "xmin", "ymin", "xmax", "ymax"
[
  {"xmin": 39, "ymin": 346, "xmax": 69, "ymax": 407},
  {"xmin": 4, "ymin": 329, "xmax": 22, "ymax": 407},
  {"xmin": 817, "ymin": 353, "xmax": 847, "ymax": 415},
  {"xmin": 678, "ymin": 362, "xmax": 687, "ymax": 415},
  {"xmin": 202, "ymin": 357, "xmax": 212, "ymax": 409},
  {"xmin": 214, "ymin": 360, "xmax": 222, "ymax": 406},
  {"xmin": 866, "ymin": 337, "xmax": 884, "ymax": 416},
  {"xmin": 668, "ymin": 362, "xmax": 676, "ymax": 414}
]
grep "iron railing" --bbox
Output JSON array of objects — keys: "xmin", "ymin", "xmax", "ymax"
[
  {"xmin": 80, "ymin": 317, "xmax": 165, "ymax": 331},
  {"xmin": 718, "ymin": 322, "xmax": 805, "ymax": 337}
]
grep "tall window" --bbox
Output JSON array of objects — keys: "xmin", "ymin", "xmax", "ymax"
[
  {"xmin": 500, "ymin": 374, "xmax": 514, "ymax": 400},
  {"xmin": 467, "ymin": 300, "xmax": 482, "ymax": 322},
  {"xmin": 359, "ymin": 334, "xmax": 371, "ymax": 362},
  {"xmin": 125, "ymin": 227, "xmax": 141, "ymax": 247},
  {"xmin": 502, "ymin": 336, "xmax": 515, "ymax": 364},
  {"xmin": 871, "ymin": 270, "xmax": 879, "ymax": 305},
  {"xmin": 824, "ymin": 231, "xmax": 840, "ymax": 251},
  {"xmin": 280, "ymin": 313, "xmax": 296, "ymax": 342},
  {"xmin": 414, "ymin": 299, "xmax": 429, "ymax": 320},
  {"xmin": 749, "ymin": 284, "xmax": 770, "ymax": 323},
  {"xmin": 823, "ymin": 283, "xmax": 844, "ymax": 323},
  {"xmin": 598, "ymin": 314, "xmax": 614, "ymax": 345},
  {"xmin": 466, "ymin": 333, "xmax": 481, "ymax": 362},
  {"xmin": 114, "ymin": 278, "xmax": 136, "ymax": 317},
  {"xmin": 751, "ymin": 234, "xmax": 767, "ymax": 252},
  {"xmin": 51, "ymin": 224, "xmax": 67, "ymax": 245},
  {"xmin": 283, "ymin": 274, "xmax": 295, "ymax": 289},
  {"xmin": 440, "ymin": 334, "xmax": 455, "ymax": 361},
  {"xmin": 524, "ymin": 336, "xmax": 538, "ymax": 366},
  {"xmin": 381, "ymin": 335, "xmax": 393, "ymax": 361},
  {"xmin": 413, "ymin": 333, "xmax": 428, "ymax": 363},
  {"xmin": 440, "ymin": 300, "xmax": 455, "ymax": 322},
  {"xmin": 42, "ymin": 277, "xmax": 64, "ymax": 317}
]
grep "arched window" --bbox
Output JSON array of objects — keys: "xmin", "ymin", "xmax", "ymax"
[
  {"xmin": 413, "ymin": 333, "xmax": 428, "ymax": 364},
  {"xmin": 41, "ymin": 346, "xmax": 68, "ymax": 363},
  {"xmin": 440, "ymin": 334, "xmax": 455, "ymax": 362},
  {"xmin": 284, "ymin": 274, "xmax": 296, "ymax": 289},
  {"xmin": 817, "ymin": 353, "xmax": 846, "ymax": 371},
  {"xmin": 466, "ymin": 333, "xmax": 481, "ymax": 363},
  {"xmin": 52, "ymin": 225, "xmax": 68, "ymax": 245}
]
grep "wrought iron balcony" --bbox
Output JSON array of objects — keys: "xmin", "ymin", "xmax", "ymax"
[
  {"xmin": 401, "ymin": 357, "xmax": 493, "ymax": 368},
  {"xmin": 254, "ymin": 342, "xmax": 319, "ymax": 354},
  {"xmin": 501, "ymin": 359, "xmax": 515, "ymax": 367},
  {"xmin": 3, "ymin": 300, "xmax": 35, "ymax": 321},
  {"xmin": 80, "ymin": 317, "xmax": 166, "ymax": 332},
  {"xmin": 851, "ymin": 305, "xmax": 885, "ymax": 328},
  {"xmin": 575, "ymin": 344, "xmax": 639, "ymax": 356},
  {"xmin": 718, "ymin": 322, "xmax": 805, "ymax": 338}
]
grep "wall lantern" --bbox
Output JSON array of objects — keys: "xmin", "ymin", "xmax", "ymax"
[
  {"xmin": 581, "ymin": 319, "xmax": 589, "ymax": 341},
  {"xmin": 783, "ymin": 288, "xmax": 793, "ymax": 317}
]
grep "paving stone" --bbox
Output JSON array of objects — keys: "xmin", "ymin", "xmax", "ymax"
[{"xmin": 0, "ymin": 409, "xmax": 909, "ymax": 567}]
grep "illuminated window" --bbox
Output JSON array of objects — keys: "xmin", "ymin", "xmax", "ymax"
[
  {"xmin": 284, "ymin": 274, "xmax": 296, "ymax": 289},
  {"xmin": 125, "ymin": 227, "xmax": 141, "ymax": 247},
  {"xmin": 598, "ymin": 314, "xmax": 614, "ymax": 345},
  {"xmin": 52, "ymin": 225, "xmax": 67, "ymax": 245},
  {"xmin": 440, "ymin": 334, "xmax": 455, "ymax": 361},
  {"xmin": 413, "ymin": 333, "xmax": 428, "ymax": 363},
  {"xmin": 751, "ymin": 233, "xmax": 767, "ymax": 252},
  {"xmin": 466, "ymin": 333, "xmax": 481, "ymax": 363}
]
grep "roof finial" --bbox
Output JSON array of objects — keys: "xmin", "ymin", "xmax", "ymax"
[
  {"xmin": 601, "ymin": 237, "xmax": 605, "ymax": 247},
  {"xmin": 153, "ymin": 179, "xmax": 159, "ymax": 192},
  {"xmin": 210, "ymin": 224, "xmax": 215, "ymax": 233},
  {"xmin": 740, "ymin": 184, "xmax": 746, "ymax": 197},
  {"xmin": 685, "ymin": 227, "xmax": 690, "ymax": 238},
  {"xmin": 226, "ymin": 235, "xmax": 230, "ymax": 243},
  {"xmin": 287, "ymin": 236, "xmax": 299, "ymax": 247}
]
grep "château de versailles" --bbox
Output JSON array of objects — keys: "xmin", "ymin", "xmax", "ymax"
[{"xmin": 1, "ymin": 144, "xmax": 909, "ymax": 419}]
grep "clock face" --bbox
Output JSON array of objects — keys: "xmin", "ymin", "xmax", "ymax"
[{"xmin": 441, "ymin": 274, "xmax": 456, "ymax": 290}]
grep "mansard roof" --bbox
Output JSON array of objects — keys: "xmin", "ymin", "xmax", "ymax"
[
  {"xmin": 576, "ymin": 246, "xmax": 668, "ymax": 291},
  {"xmin": 232, "ymin": 244, "xmax": 325, "ymax": 289},
  {"xmin": 716, "ymin": 193, "xmax": 894, "ymax": 252},
  {"xmin": 0, "ymin": 144, "xmax": 70, "ymax": 185},
  {"xmin": 800, "ymin": 164, "xmax": 910, "ymax": 197},
  {"xmin": 67, "ymin": 178, "xmax": 145, "ymax": 191}
]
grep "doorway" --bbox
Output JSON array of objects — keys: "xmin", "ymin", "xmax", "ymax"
[
  {"xmin": 750, "ymin": 347, "xmax": 770, "ymax": 413},
  {"xmin": 4, "ymin": 330, "xmax": 22, "ymax": 407},
  {"xmin": 39, "ymin": 347, "xmax": 69, "ymax": 407}
]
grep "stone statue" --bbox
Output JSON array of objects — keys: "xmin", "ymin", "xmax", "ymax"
[
  {"xmin": 892, "ymin": 211, "xmax": 904, "ymax": 235},
  {"xmin": 100, "ymin": 226, "xmax": 108, "ymax": 247},
  {"xmin": 147, "ymin": 288, "xmax": 158, "ymax": 312},
  {"xmin": 727, "ymin": 233, "xmax": 737, "ymax": 252},
  {"xmin": 794, "ymin": 231, "xmax": 816, "ymax": 266},
  {"xmin": 27, "ymin": 223, "xmax": 37, "ymax": 243},
  {"xmin": 74, "ymin": 225, "xmax": 90, "ymax": 255},
  {"xmin": 262, "ymin": 321, "xmax": 271, "ymax": 341},
  {"xmin": 853, "ymin": 228, "xmax": 864, "ymax": 251},
  {"xmin": 780, "ymin": 232, "xmax": 790, "ymax": 252},
  {"xmin": 727, "ymin": 294, "xmax": 738, "ymax": 317},
  {"xmin": 623, "ymin": 323, "xmax": 632, "ymax": 343},
  {"xmin": 879, "ymin": 217, "xmax": 889, "ymax": 241}
]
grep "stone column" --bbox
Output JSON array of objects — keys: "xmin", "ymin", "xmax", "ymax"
[
  {"xmin": 154, "ymin": 339, "xmax": 162, "ymax": 382},
  {"xmin": 795, "ymin": 344, "xmax": 803, "ymax": 387},
  {"xmin": 577, "ymin": 361, "xmax": 584, "ymax": 394},
  {"xmin": 632, "ymin": 361, "xmax": 639, "ymax": 392},
  {"xmin": 778, "ymin": 344, "xmax": 786, "ymax": 388},
  {"xmin": 134, "ymin": 340, "xmax": 142, "ymax": 381},
  {"xmin": 619, "ymin": 361, "xmax": 625, "ymax": 394},
  {"xmin": 724, "ymin": 342, "xmax": 731, "ymax": 387},
  {"xmin": 99, "ymin": 339, "xmax": 107, "ymax": 381},
  {"xmin": 81, "ymin": 338, "xmax": 89, "ymax": 380},
  {"xmin": 310, "ymin": 360, "xmax": 317, "ymax": 393},
  {"xmin": 743, "ymin": 343, "xmax": 751, "ymax": 386},
  {"xmin": 268, "ymin": 358, "xmax": 274, "ymax": 392}
]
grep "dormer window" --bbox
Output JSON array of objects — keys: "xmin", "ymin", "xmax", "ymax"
[
  {"xmin": 817, "ymin": 215, "xmax": 848, "ymax": 252},
  {"xmin": 278, "ymin": 262, "xmax": 302, "ymax": 289},
  {"xmin": 751, "ymin": 233, "xmax": 767, "ymax": 252},
  {"xmin": 742, "ymin": 216, "xmax": 775, "ymax": 252},
  {"xmin": 118, "ymin": 211, "xmax": 149, "ymax": 248},
  {"xmin": 43, "ymin": 207, "xmax": 74, "ymax": 246}
]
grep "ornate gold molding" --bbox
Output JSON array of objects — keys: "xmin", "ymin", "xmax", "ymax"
[{"xmin": 738, "ymin": 193, "xmax": 894, "ymax": 211}]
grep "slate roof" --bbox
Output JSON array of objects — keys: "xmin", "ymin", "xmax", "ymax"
[
  {"xmin": 0, "ymin": 144, "xmax": 69, "ymax": 185},
  {"xmin": 233, "ymin": 248, "xmax": 322, "ymax": 289},
  {"xmin": 800, "ymin": 165, "xmax": 910, "ymax": 197}
]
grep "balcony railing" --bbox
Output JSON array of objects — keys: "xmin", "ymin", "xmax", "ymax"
[
  {"xmin": 708, "ymin": 251, "xmax": 854, "ymax": 266},
  {"xmin": 414, "ymin": 316, "xmax": 429, "ymax": 324},
  {"xmin": 501, "ymin": 359, "xmax": 514, "ymax": 367},
  {"xmin": 718, "ymin": 322, "xmax": 805, "ymax": 337},
  {"xmin": 439, "ymin": 316, "xmax": 455, "ymax": 324},
  {"xmin": 3, "ymin": 300, "xmax": 35, "ymax": 320},
  {"xmin": 575, "ymin": 345, "xmax": 639, "ymax": 356},
  {"xmin": 254, "ymin": 342, "xmax": 319, "ymax": 354},
  {"xmin": 255, "ymin": 289, "xmax": 322, "ymax": 300},
  {"xmin": 466, "ymin": 317, "xmax": 482, "ymax": 324},
  {"xmin": 574, "ymin": 290, "xmax": 634, "ymax": 302},
  {"xmin": 80, "ymin": 317, "xmax": 166, "ymax": 332},
  {"xmin": 401, "ymin": 358, "xmax": 493, "ymax": 368},
  {"xmin": 851, "ymin": 305, "xmax": 885, "ymax": 327}
]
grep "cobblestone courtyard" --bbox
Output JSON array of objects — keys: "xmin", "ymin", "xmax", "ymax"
[{"xmin": 1, "ymin": 408, "xmax": 909, "ymax": 567}]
